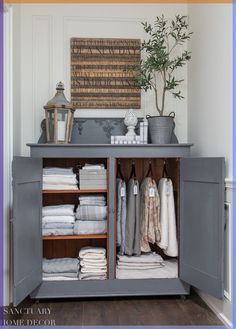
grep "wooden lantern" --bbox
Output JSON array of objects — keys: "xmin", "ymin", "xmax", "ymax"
[{"xmin": 44, "ymin": 82, "xmax": 75, "ymax": 144}]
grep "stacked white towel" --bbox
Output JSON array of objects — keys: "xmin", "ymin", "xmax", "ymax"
[
  {"xmin": 43, "ymin": 167, "xmax": 78, "ymax": 190},
  {"xmin": 79, "ymin": 164, "xmax": 107, "ymax": 190},
  {"xmin": 116, "ymin": 253, "xmax": 177, "ymax": 279},
  {"xmin": 78, "ymin": 247, "xmax": 107, "ymax": 280},
  {"xmin": 82, "ymin": 164, "xmax": 105, "ymax": 170},
  {"xmin": 42, "ymin": 205, "xmax": 75, "ymax": 236},
  {"xmin": 74, "ymin": 195, "xmax": 107, "ymax": 235},
  {"xmin": 43, "ymin": 258, "xmax": 80, "ymax": 281}
]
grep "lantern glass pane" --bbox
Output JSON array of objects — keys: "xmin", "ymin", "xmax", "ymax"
[
  {"xmin": 57, "ymin": 110, "xmax": 68, "ymax": 141},
  {"xmin": 48, "ymin": 110, "xmax": 55, "ymax": 142}
]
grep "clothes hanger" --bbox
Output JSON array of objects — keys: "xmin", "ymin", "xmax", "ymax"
[
  {"xmin": 129, "ymin": 160, "xmax": 137, "ymax": 180},
  {"xmin": 117, "ymin": 159, "xmax": 124, "ymax": 180},
  {"xmin": 162, "ymin": 160, "xmax": 170, "ymax": 179},
  {"xmin": 146, "ymin": 160, "xmax": 153, "ymax": 178}
]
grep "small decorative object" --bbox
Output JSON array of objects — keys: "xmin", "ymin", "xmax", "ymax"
[
  {"xmin": 44, "ymin": 82, "xmax": 75, "ymax": 144},
  {"xmin": 133, "ymin": 15, "xmax": 192, "ymax": 144},
  {"xmin": 124, "ymin": 109, "xmax": 138, "ymax": 137},
  {"xmin": 110, "ymin": 116, "xmax": 148, "ymax": 145}
]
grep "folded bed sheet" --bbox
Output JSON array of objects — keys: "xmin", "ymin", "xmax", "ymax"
[{"xmin": 74, "ymin": 220, "xmax": 107, "ymax": 235}]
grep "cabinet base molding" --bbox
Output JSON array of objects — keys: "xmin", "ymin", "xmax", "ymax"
[{"xmin": 30, "ymin": 278, "xmax": 190, "ymax": 299}]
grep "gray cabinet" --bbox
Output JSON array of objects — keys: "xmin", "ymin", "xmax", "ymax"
[{"xmin": 12, "ymin": 144, "xmax": 225, "ymax": 306}]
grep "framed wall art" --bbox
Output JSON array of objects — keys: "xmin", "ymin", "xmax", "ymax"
[{"xmin": 71, "ymin": 38, "xmax": 141, "ymax": 109}]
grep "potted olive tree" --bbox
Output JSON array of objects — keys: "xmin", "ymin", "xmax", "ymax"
[{"xmin": 135, "ymin": 15, "xmax": 192, "ymax": 144}]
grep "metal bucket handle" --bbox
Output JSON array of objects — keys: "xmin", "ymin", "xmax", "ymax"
[{"xmin": 169, "ymin": 112, "xmax": 175, "ymax": 118}]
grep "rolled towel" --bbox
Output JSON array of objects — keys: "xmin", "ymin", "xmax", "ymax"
[
  {"xmin": 43, "ymin": 258, "xmax": 79, "ymax": 273},
  {"xmin": 42, "ymin": 205, "xmax": 75, "ymax": 217},
  {"xmin": 76, "ymin": 205, "xmax": 107, "ymax": 221},
  {"xmin": 74, "ymin": 220, "xmax": 107, "ymax": 235}
]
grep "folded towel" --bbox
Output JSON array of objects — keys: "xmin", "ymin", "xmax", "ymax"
[
  {"xmin": 43, "ymin": 276, "xmax": 78, "ymax": 281},
  {"xmin": 76, "ymin": 205, "xmax": 107, "ymax": 221},
  {"xmin": 42, "ymin": 205, "xmax": 75, "ymax": 217},
  {"xmin": 42, "ymin": 222, "xmax": 74, "ymax": 229},
  {"xmin": 79, "ymin": 195, "xmax": 106, "ymax": 201},
  {"xmin": 80, "ymin": 259, "xmax": 107, "ymax": 267},
  {"xmin": 79, "ymin": 247, "xmax": 106, "ymax": 259},
  {"xmin": 79, "ymin": 201, "xmax": 106, "ymax": 206},
  {"xmin": 43, "ymin": 167, "xmax": 74, "ymax": 175},
  {"xmin": 117, "ymin": 264, "xmax": 164, "ymax": 270},
  {"xmin": 43, "ymin": 272, "xmax": 78, "ymax": 278},
  {"xmin": 43, "ymin": 175, "xmax": 77, "ymax": 185},
  {"xmin": 82, "ymin": 164, "xmax": 105, "ymax": 170},
  {"xmin": 42, "ymin": 216, "xmax": 75, "ymax": 224},
  {"xmin": 43, "ymin": 258, "xmax": 79, "ymax": 273},
  {"xmin": 42, "ymin": 228, "xmax": 74, "ymax": 236},
  {"xmin": 43, "ymin": 184, "xmax": 78, "ymax": 190},
  {"xmin": 80, "ymin": 267, "xmax": 107, "ymax": 274},
  {"xmin": 74, "ymin": 220, "xmax": 107, "ymax": 235},
  {"xmin": 79, "ymin": 273, "xmax": 107, "ymax": 280},
  {"xmin": 117, "ymin": 253, "xmax": 163, "ymax": 264},
  {"xmin": 116, "ymin": 260, "xmax": 178, "ymax": 279}
]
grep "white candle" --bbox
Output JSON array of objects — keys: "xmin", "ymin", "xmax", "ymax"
[{"xmin": 58, "ymin": 121, "xmax": 66, "ymax": 141}]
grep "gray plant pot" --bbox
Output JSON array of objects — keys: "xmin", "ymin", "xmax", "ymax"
[{"xmin": 146, "ymin": 112, "xmax": 175, "ymax": 144}]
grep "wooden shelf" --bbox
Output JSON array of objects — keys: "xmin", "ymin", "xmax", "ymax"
[
  {"xmin": 43, "ymin": 189, "xmax": 107, "ymax": 194},
  {"xmin": 43, "ymin": 234, "xmax": 107, "ymax": 240}
]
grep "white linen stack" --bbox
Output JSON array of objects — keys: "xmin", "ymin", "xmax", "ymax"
[
  {"xmin": 74, "ymin": 195, "xmax": 107, "ymax": 235},
  {"xmin": 42, "ymin": 204, "xmax": 75, "ymax": 236},
  {"xmin": 43, "ymin": 167, "xmax": 78, "ymax": 190},
  {"xmin": 116, "ymin": 253, "xmax": 177, "ymax": 279},
  {"xmin": 79, "ymin": 164, "xmax": 107, "ymax": 190},
  {"xmin": 78, "ymin": 247, "xmax": 107, "ymax": 280},
  {"xmin": 43, "ymin": 258, "xmax": 80, "ymax": 281}
]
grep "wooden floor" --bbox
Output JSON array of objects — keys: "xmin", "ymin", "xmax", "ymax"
[{"xmin": 5, "ymin": 292, "xmax": 222, "ymax": 326}]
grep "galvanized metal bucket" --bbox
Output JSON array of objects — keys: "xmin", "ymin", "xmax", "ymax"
[{"xmin": 146, "ymin": 112, "xmax": 175, "ymax": 144}]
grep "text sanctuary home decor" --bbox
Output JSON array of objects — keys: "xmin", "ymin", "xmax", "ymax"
[{"xmin": 71, "ymin": 38, "xmax": 141, "ymax": 109}]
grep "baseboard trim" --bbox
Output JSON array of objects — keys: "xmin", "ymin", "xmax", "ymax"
[{"xmin": 196, "ymin": 290, "xmax": 232, "ymax": 327}]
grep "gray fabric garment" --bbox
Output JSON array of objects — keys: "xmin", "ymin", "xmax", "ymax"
[
  {"xmin": 125, "ymin": 179, "xmax": 140, "ymax": 256},
  {"xmin": 116, "ymin": 179, "xmax": 126, "ymax": 255}
]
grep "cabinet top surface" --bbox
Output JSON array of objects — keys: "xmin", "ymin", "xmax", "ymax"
[
  {"xmin": 27, "ymin": 143, "xmax": 193, "ymax": 158},
  {"xmin": 28, "ymin": 143, "xmax": 193, "ymax": 148}
]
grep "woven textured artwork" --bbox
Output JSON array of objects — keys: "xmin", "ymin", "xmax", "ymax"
[{"xmin": 71, "ymin": 38, "xmax": 141, "ymax": 109}]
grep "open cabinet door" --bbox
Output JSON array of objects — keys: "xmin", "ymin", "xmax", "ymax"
[
  {"xmin": 180, "ymin": 158, "xmax": 225, "ymax": 299},
  {"xmin": 12, "ymin": 157, "xmax": 42, "ymax": 306}
]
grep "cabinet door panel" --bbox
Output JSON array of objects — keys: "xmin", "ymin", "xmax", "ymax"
[
  {"xmin": 12, "ymin": 156, "xmax": 42, "ymax": 306},
  {"xmin": 180, "ymin": 158, "xmax": 225, "ymax": 299}
]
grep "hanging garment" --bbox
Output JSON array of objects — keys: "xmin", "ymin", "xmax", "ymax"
[
  {"xmin": 157, "ymin": 178, "xmax": 178, "ymax": 257},
  {"xmin": 116, "ymin": 178, "xmax": 127, "ymax": 255},
  {"xmin": 140, "ymin": 177, "xmax": 161, "ymax": 253},
  {"xmin": 125, "ymin": 179, "xmax": 140, "ymax": 256}
]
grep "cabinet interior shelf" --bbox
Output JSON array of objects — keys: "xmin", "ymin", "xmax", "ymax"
[
  {"xmin": 42, "ymin": 189, "xmax": 107, "ymax": 194},
  {"xmin": 42, "ymin": 234, "xmax": 107, "ymax": 240}
]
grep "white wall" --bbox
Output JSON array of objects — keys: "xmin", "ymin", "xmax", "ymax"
[
  {"xmin": 188, "ymin": 4, "xmax": 233, "ymax": 325},
  {"xmin": 13, "ymin": 3, "xmax": 188, "ymax": 156},
  {"xmin": 188, "ymin": 4, "xmax": 232, "ymax": 180}
]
